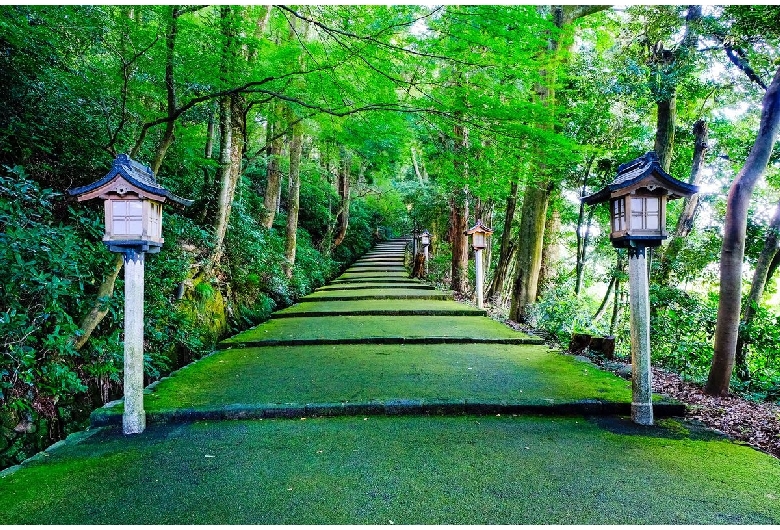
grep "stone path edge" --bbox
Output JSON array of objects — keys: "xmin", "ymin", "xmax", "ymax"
[
  {"xmin": 89, "ymin": 400, "xmax": 687, "ymax": 428},
  {"xmin": 218, "ymin": 336, "xmax": 545, "ymax": 349}
]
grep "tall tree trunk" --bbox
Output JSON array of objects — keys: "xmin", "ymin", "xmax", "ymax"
[
  {"xmin": 332, "ymin": 148, "xmax": 351, "ymax": 248},
  {"xmin": 654, "ymin": 97, "xmax": 676, "ymax": 172},
  {"xmin": 657, "ymin": 119, "xmax": 708, "ymax": 283},
  {"xmin": 706, "ymin": 66, "xmax": 780, "ymax": 396},
  {"xmin": 509, "ymin": 183, "xmax": 549, "ymax": 322},
  {"xmin": 150, "ymin": 7, "xmax": 180, "ymax": 173},
  {"xmin": 262, "ymin": 101, "xmax": 284, "ymax": 229},
  {"xmin": 206, "ymin": 95, "xmax": 243, "ymax": 274},
  {"xmin": 651, "ymin": 6, "xmax": 702, "ymax": 174},
  {"xmin": 538, "ymin": 202, "xmax": 561, "ymax": 297},
  {"xmin": 508, "ymin": 5, "xmax": 606, "ymax": 322},
  {"xmin": 283, "ymin": 120, "xmax": 304, "ymax": 279},
  {"xmin": 450, "ymin": 121, "xmax": 470, "ymax": 292},
  {"xmin": 486, "ymin": 180, "xmax": 518, "ymax": 301},
  {"xmin": 735, "ymin": 195, "xmax": 780, "ymax": 379},
  {"xmin": 449, "ymin": 190, "xmax": 469, "ymax": 292}
]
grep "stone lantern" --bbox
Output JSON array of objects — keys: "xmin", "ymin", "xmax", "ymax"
[
  {"xmin": 419, "ymin": 229, "xmax": 431, "ymax": 248},
  {"xmin": 69, "ymin": 154, "xmax": 192, "ymax": 253},
  {"xmin": 69, "ymin": 154, "xmax": 192, "ymax": 435},
  {"xmin": 582, "ymin": 151, "xmax": 697, "ymax": 425},
  {"xmin": 582, "ymin": 151, "xmax": 697, "ymax": 249},
  {"xmin": 465, "ymin": 220, "xmax": 494, "ymax": 309},
  {"xmin": 418, "ymin": 229, "xmax": 431, "ymax": 276}
]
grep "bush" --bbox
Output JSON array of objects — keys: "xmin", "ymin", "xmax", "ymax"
[{"xmin": 0, "ymin": 167, "xmax": 99, "ymax": 467}]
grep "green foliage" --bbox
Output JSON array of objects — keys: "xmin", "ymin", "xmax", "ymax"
[
  {"xmin": 737, "ymin": 305, "xmax": 780, "ymax": 400},
  {"xmin": 0, "ymin": 168, "xmax": 95, "ymax": 466},
  {"xmin": 528, "ymin": 282, "xmax": 612, "ymax": 347},
  {"xmin": 648, "ymin": 286, "xmax": 717, "ymax": 382}
]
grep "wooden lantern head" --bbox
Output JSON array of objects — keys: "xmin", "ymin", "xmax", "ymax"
[
  {"xmin": 465, "ymin": 219, "xmax": 494, "ymax": 251},
  {"xmin": 419, "ymin": 229, "xmax": 431, "ymax": 247},
  {"xmin": 69, "ymin": 154, "xmax": 192, "ymax": 253},
  {"xmin": 582, "ymin": 152, "xmax": 698, "ymax": 249}
]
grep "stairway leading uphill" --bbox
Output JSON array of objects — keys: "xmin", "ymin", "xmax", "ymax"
[{"xmin": 89, "ymin": 238, "xmax": 683, "ymax": 427}]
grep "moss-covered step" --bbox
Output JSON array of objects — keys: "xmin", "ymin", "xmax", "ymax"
[
  {"xmin": 349, "ymin": 262, "xmax": 404, "ymax": 268},
  {"xmin": 344, "ymin": 266, "xmax": 407, "ymax": 273},
  {"xmin": 88, "ymin": 342, "xmax": 681, "ymax": 420},
  {"xmin": 219, "ymin": 315, "xmax": 539, "ymax": 347},
  {"xmin": 331, "ymin": 277, "xmax": 418, "ymax": 284},
  {"xmin": 337, "ymin": 271, "xmax": 410, "ymax": 279},
  {"xmin": 271, "ymin": 299, "xmax": 487, "ymax": 318},
  {"xmin": 316, "ymin": 283, "xmax": 435, "ymax": 291},
  {"xmin": 300, "ymin": 288, "xmax": 452, "ymax": 301}
]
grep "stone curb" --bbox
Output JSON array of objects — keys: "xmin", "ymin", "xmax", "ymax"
[
  {"xmin": 218, "ymin": 336, "xmax": 546, "ymax": 349},
  {"xmin": 271, "ymin": 309, "xmax": 487, "ymax": 318},
  {"xmin": 89, "ymin": 400, "xmax": 687, "ymax": 428}
]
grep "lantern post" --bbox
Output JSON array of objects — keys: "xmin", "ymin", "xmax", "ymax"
[
  {"xmin": 582, "ymin": 152, "xmax": 697, "ymax": 425},
  {"xmin": 419, "ymin": 229, "xmax": 431, "ymax": 276},
  {"xmin": 69, "ymin": 154, "xmax": 192, "ymax": 434},
  {"xmin": 465, "ymin": 220, "xmax": 493, "ymax": 309}
]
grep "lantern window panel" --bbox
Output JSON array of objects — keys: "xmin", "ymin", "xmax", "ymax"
[
  {"xmin": 612, "ymin": 199, "xmax": 626, "ymax": 232},
  {"xmin": 630, "ymin": 196, "xmax": 661, "ymax": 232},
  {"xmin": 111, "ymin": 200, "xmax": 144, "ymax": 236},
  {"xmin": 148, "ymin": 202, "xmax": 162, "ymax": 239}
]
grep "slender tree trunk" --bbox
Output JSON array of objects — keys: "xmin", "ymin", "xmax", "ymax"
[
  {"xmin": 657, "ymin": 119, "xmax": 708, "ymax": 283},
  {"xmin": 735, "ymin": 195, "xmax": 780, "ymax": 378},
  {"xmin": 283, "ymin": 120, "xmax": 304, "ymax": 278},
  {"xmin": 262, "ymin": 101, "xmax": 284, "ymax": 229},
  {"xmin": 575, "ymin": 207, "xmax": 595, "ymax": 297},
  {"xmin": 71, "ymin": 254, "xmax": 124, "ymax": 350},
  {"xmin": 486, "ymin": 181, "xmax": 518, "ymax": 301},
  {"xmin": 206, "ymin": 95, "xmax": 243, "ymax": 274},
  {"xmin": 332, "ymin": 149, "xmax": 351, "ymax": 248},
  {"xmin": 574, "ymin": 155, "xmax": 596, "ymax": 296},
  {"xmin": 706, "ymin": 66, "xmax": 780, "ymax": 396},
  {"xmin": 593, "ymin": 275, "xmax": 616, "ymax": 323},
  {"xmin": 150, "ymin": 7, "xmax": 180, "ymax": 174}
]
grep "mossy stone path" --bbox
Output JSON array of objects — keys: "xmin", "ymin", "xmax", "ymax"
[
  {"xmin": 91, "ymin": 238, "xmax": 681, "ymax": 424},
  {"xmin": 3, "ymin": 238, "xmax": 779, "ymax": 524}
]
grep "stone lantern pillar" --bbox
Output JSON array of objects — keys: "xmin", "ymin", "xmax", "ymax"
[
  {"xmin": 69, "ymin": 154, "xmax": 192, "ymax": 434},
  {"xmin": 582, "ymin": 152, "xmax": 697, "ymax": 425},
  {"xmin": 465, "ymin": 220, "xmax": 494, "ymax": 309}
]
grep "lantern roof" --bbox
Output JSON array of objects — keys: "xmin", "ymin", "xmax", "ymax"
[
  {"xmin": 69, "ymin": 154, "xmax": 193, "ymax": 208},
  {"xmin": 465, "ymin": 219, "xmax": 494, "ymax": 235},
  {"xmin": 581, "ymin": 151, "xmax": 698, "ymax": 206}
]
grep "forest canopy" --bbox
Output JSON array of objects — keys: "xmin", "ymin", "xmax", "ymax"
[{"xmin": 1, "ymin": 5, "xmax": 779, "ymax": 469}]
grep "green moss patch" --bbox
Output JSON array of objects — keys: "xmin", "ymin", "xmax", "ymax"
[
  {"xmin": 2, "ymin": 416, "xmax": 778, "ymax": 524},
  {"xmin": 301, "ymin": 288, "xmax": 451, "ymax": 301},
  {"xmin": 114, "ymin": 343, "xmax": 632, "ymax": 412},
  {"xmin": 221, "ymin": 315, "xmax": 530, "ymax": 344},
  {"xmin": 272, "ymin": 299, "xmax": 486, "ymax": 317}
]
